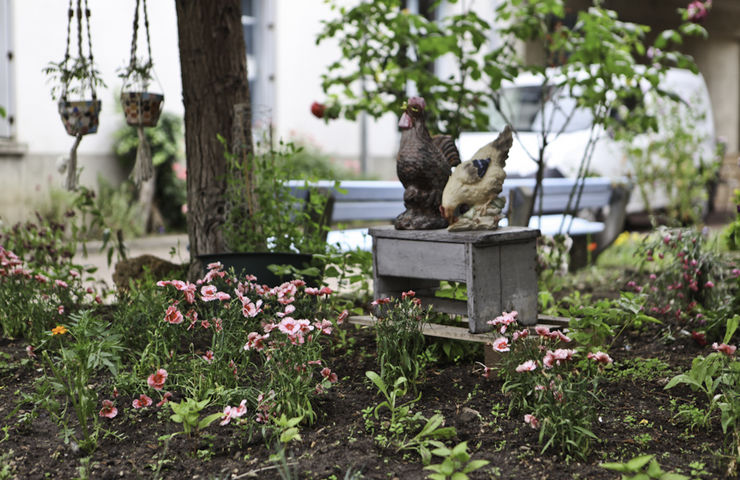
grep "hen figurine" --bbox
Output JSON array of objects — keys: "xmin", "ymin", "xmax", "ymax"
[
  {"xmin": 440, "ymin": 126, "xmax": 513, "ymax": 231},
  {"xmin": 395, "ymin": 97, "xmax": 460, "ymax": 230}
]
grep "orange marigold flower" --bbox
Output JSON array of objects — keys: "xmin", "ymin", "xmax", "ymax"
[
  {"xmin": 51, "ymin": 325, "xmax": 68, "ymax": 335},
  {"xmin": 587, "ymin": 242, "xmax": 598, "ymax": 252}
]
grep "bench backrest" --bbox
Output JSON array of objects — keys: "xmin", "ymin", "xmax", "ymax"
[{"xmin": 288, "ymin": 177, "xmax": 622, "ymax": 224}]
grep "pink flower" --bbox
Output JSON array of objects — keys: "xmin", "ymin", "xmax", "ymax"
[
  {"xmin": 321, "ymin": 367, "xmax": 338, "ymax": 383},
  {"xmin": 202, "ymin": 350, "xmax": 214, "ymax": 364},
  {"xmin": 99, "ymin": 400, "xmax": 118, "ymax": 419},
  {"xmin": 704, "ymin": 281, "xmax": 715, "ymax": 288},
  {"xmin": 535, "ymin": 325, "xmax": 552, "ymax": 338},
  {"xmin": 148, "ymin": 369, "xmax": 168, "ymax": 390},
  {"xmin": 220, "ymin": 399, "xmax": 248, "ymax": 426},
  {"xmin": 156, "ymin": 391, "xmax": 173, "ymax": 407},
  {"xmin": 200, "ymin": 285, "xmax": 218, "ymax": 301},
  {"xmin": 164, "ymin": 304, "xmax": 184, "ymax": 325},
  {"xmin": 278, "ymin": 317, "xmax": 301, "ymax": 336},
  {"xmin": 314, "ymin": 319, "xmax": 333, "ymax": 335},
  {"xmin": 319, "ymin": 286, "xmax": 333, "ymax": 296},
  {"xmin": 371, "ymin": 297, "xmax": 391, "ymax": 306},
  {"xmin": 305, "ymin": 287, "xmax": 320, "ymax": 295},
  {"xmin": 712, "ymin": 342, "xmax": 737, "ymax": 356},
  {"xmin": 244, "ymin": 332, "xmax": 269, "ymax": 351},
  {"xmin": 242, "ymin": 299, "xmax": 263, "ymax": 318},
  {"xmin": 552, "ymin": 330, "xmax": 572, "ymax": 343},
  {"xmin": 587, "ymin": 351, "xmax": 613, "ymax": 364},
  {"xmin": 132, "ymin": 394, "xmax": 153, "ymax": 409},
  {"xmin": 54, "ymin": 279, "xmax": 68, "ymax": 289},
  {"xmin": 687, "ymin": 0, "xmax": 710, "ymax": 23},
  {"xmin": 26, "ymin": 345, "xmax": 36, "ymax": 358},
  {"xmin": 337, "ymin": 310, "xmax": 348, "ymax": 325},
  {"xmin": 57, "ymin": 305, "xmax": 65, "ymax": 315},
  {"xmin": 491, "ymin": 337, "xmax": 510, "ymax": 352},
  {"xmin": 524, "ymin": 414, "xmax": 539, "ymax": 429},
  {"xmin": 512, "ymin": 329, "xmax": 529, "ymax": 341},
  {"xmin": 515, "ymin": 360, "xmax": 537, "ymax": 372},
  {"xmin": 488, "ymin": 311, "xmax": 518, "ymax": 329},
  {"xmin": 401, "ymin": 290, "xmax": 416, "ymax": 299}
]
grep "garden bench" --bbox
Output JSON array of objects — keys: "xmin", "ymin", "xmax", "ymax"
[{"xmin": 288, "ymin": 177, "xmax": 631, "ymax": 267}]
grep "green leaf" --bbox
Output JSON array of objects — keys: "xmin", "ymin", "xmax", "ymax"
[
  {"xmin": 199, "ymin": 412, "xmax": 223, "ymax": 430},
  {"xmin": 463, "ymin": 459, "xmax": 490, "ymax": 473}
]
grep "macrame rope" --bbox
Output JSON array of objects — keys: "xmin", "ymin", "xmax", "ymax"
[
  {"xmin": 65, "ymin": 133, "xmax": 83, "ymax": 191},
  {"xmin": 127, "ymin": 0, "xmax": 156, "ymax": 185}
]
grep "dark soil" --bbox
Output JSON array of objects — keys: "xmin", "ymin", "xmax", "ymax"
[{"xmin": 0, "ymin": 319, "xmax": 732, "ymax": 480}]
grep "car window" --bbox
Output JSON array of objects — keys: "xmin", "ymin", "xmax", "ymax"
[{"xmin": 490, "ymin": 86, "xmax": 593, "ymax": 133}]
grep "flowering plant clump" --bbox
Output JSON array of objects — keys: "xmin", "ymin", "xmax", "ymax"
[
  {"xmin": 634, "ymin": 226, "xmax": 736, "ymax": 342},
  {"xmin": 372, "ymin": 290, "xmax": 431, "ymax": 388},
  {"xmin": 154, "ymin": 261, "xmax": 343, "ymax": 425},
  {"xmin": 0, "ymin": 244, "xmax": 101, "ymax": 341},
  {"xmin": 488, "ymin": 312, "xmax": 611, "ymax": 459}
]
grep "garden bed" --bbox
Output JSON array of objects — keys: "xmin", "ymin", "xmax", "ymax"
[{"xmin": 0, "ymin": 319, "xmax": 729, "ymax": 479}]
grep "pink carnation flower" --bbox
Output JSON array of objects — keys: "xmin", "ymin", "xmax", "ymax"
[
  {"xmin": 99, "ymin": 400, "xmax": 118, "ymax": 419},
  {"xmin": 148, "ymin": 369, "xmax": 168, "ymax": 390},
  {"xmin": 515, "ymin": 360, "xmax": 537, "ymax": 372},
  {"xmin": 132, "ymin": 394, "xmax": 153, "ymax": 409},
  {"xmin": 712, "ymin": 342, "xmax": 737, "ymax": 356},
  {"xmin": 587, "ymin": 351, "xmax": 613, "ymax": 364},
  {"xmin": 524, "ymin": 414, "xmax": 539, "ymax": 429},
  {"xmin": 491, "ymin": 337, "xmax": 510, "ymax": 352}
]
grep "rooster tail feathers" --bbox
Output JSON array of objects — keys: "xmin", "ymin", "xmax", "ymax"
[{"xmin": 432, "ymin": 134, "xmax": 461, "ymax": 167}]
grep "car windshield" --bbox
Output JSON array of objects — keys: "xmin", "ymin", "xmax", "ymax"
[{"xmin": 489, "ymin": 85, "xmax": 593, "ymax": 133}]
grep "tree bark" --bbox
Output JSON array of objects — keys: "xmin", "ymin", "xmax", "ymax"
[{"xmin": 175, "ymin": 0, "xmax": 252, "ymax": 279}]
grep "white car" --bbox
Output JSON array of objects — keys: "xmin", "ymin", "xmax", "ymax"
[{"xmin": 458, "ymin": 68, "xmax": 717, "ymax": 215}]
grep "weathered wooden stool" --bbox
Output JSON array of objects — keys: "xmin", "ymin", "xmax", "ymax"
[{"xmin": 369, "ymin": 226, "xmax": 539, "ymax": 333}]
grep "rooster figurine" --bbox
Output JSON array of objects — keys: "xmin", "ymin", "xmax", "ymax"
[
  {"xmin": 440, "ymin": 126, "xmax": 513, "ymax": 231},
  {"xmin": 395, "ymin": 97, "xmax": 460, "ymax": 230}
]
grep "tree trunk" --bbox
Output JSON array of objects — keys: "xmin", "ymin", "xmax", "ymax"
[{"xmin": 175, "ymin": 0, "xmax": 252, "ymax": 280}]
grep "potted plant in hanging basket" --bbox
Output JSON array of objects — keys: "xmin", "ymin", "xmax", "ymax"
[
  {"xmin": 119, "ymin": 0, "xmax": 163, "ymax": 128},
  {"xmin": 44, "ymin": 45, "xmax": 105, "ymax": 136},
  {"xmin": 119, "ymin": 59, "xmax": 164, "ymax": 128},
  {"xmin": 44, "ymin": 0, "xmax": 105, "ymax": 191}
]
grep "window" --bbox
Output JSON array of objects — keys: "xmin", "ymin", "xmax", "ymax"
[
  {"xmin": 0, "ymin": 0, "xmax": 14, "ymax": 138},
  {"xmin": 241, "ymin": 0, "xmax": 274, "ymax": 121}
]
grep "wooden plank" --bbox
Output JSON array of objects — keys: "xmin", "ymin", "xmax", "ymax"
[
  {"xmin": 346, "ymin": 314, "xmax": 570, "ymax": 343},
  {"xmin": 375, "ymin": 239, "xmax": 467, "ymax": 281},
  {"xmin": 369, "ymin": 225, "xmax": 540, "ymax": 246}
]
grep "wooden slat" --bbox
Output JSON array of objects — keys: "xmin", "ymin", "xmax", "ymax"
[{"xmin": 346, "ymin": 314, "xmax": 570, "ymax": 343}]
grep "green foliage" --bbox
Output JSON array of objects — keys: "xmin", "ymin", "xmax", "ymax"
[
  {"xmin": 608, "ymin": 358, "xmax": 673, "ymax": 383},
  {"xmin": 365, "ymin": 371, "xmax": 456, "ymax": 464},
  {"xmin": 601, "ymin": 454, "xmax": 689, "ymax": 480},
  {"xmin": 38, "ymin": 311, "xmax": 124, "ymax": 453},
  {"xmin": 666, "ymin": 317, "xmax": 740, "ymax": 461},
  {"xmin": 222, "ymin": 137, "xmax": 334, "ymax": 255},
  {"xmin": 622, "ymin": 98, "xmax": 721, "ymax": 225},
  {"xmin": 373, "ymin": 292, "xmax": 430, "ymax": 387},
  {"xmin": 94, "ymin": 177, "xmax": 145, "ymax": 239},
  {"xmin": 723, "ymin": 189, "xmax": 740, "ymax": 251},
  {"xmin": 317, "ymin": 0, "xmax": 495, "ymax": 138},
  {"xmin": 424, "ymin": 441, "xmax": 489, "ymax": 480},
  {"xmin": 113, "ymin": 112, "xmax": 187, "ymax": 231},
  {"xmin": 43, "ymin": 56, "xmax": 106, "ymax": 101},
  {"xmin": 166, "ymin": 396, "xmax": 223, "ymax": 438}
]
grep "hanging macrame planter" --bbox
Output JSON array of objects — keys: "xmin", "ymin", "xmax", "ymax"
[
  {"xmin": 120, "ymin": 0, "xmax": 164, "ymax": 186},
  {"xmin": 52, "ymin": 0, "xmax": 103, "ymax": 191}
]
